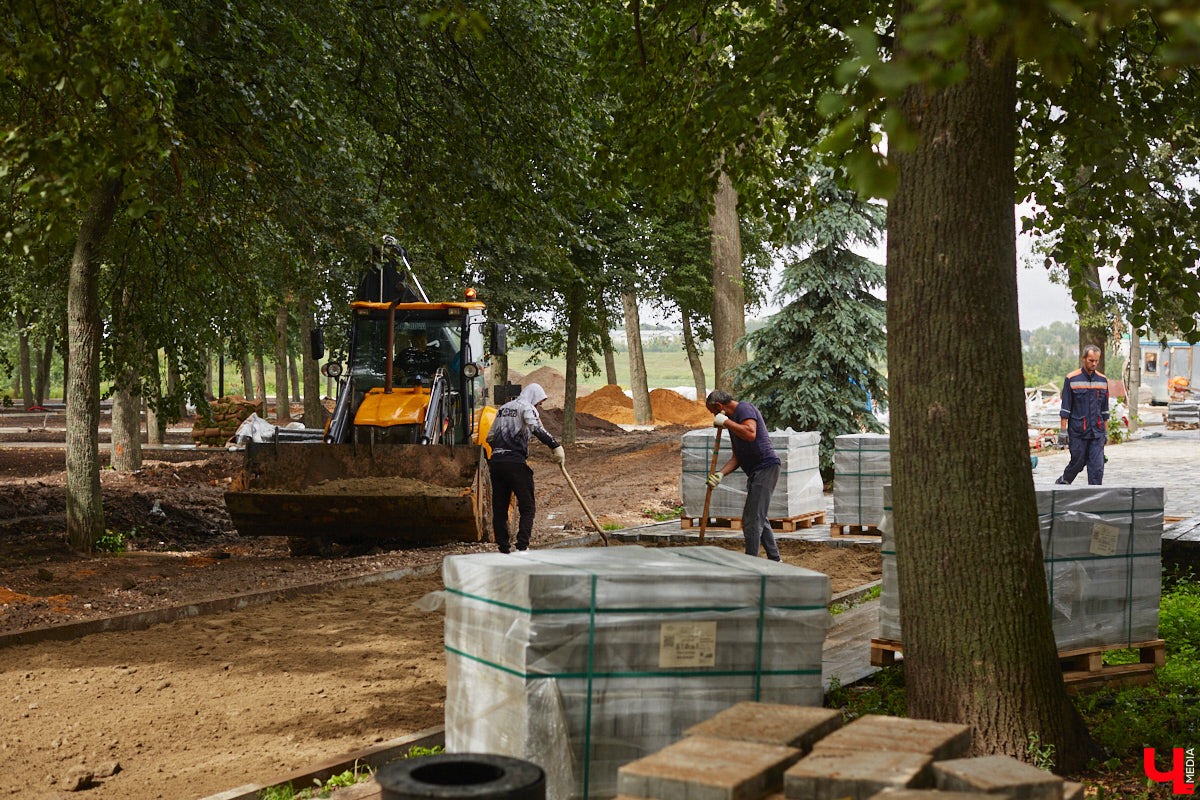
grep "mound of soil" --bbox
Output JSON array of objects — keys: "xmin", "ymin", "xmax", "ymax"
[
  {"xmin": 577, "ymin": 384, "xmax": 637, "ymax": 424},
  {"xmin": 522, "ymin": 365, "xmax": 570, "ymax": 408},
  {"xmin": 649, "ymin": 388, "xmax": 711, "ymax": 427},
  {"xmin": 538, "ymin": 407, "xmax": 627, "ymax": 435}
]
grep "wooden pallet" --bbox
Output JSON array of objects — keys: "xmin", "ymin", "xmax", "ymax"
[
  {"xmin": 830, "ymin": 523, "xmax": 881, "ymax": 539},
  {"xmin": 1166, "ymin": 422, "xmax": 1199, "ymax": 430},
  {"xmin": 680, "ymin": 510, "xmax": 827, "ymax": 533},
  {"xmin": 869, "ymin": 637, "xmax": 1166, "ymax": 691}
]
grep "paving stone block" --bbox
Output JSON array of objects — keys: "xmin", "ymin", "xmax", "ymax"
[
  {"xmin": 783, "ymin": 746, "xmax": 932, "ymax": 799},
  {"xmin": 617, "ymin": 734, "xmax": 801, "ymax": 800},
  {"xmin": 1061, "ymin": 781, "xmax": 1085, "ymax": 800},
  {"xmin": 813, "ymin": 714, "xmax": 972, "ymax": 760},
  {"xmin": 684, "ymin": 702, "xmax": 843, "ymax": 752},
  {"xmin": 932, "ymin": 755, "xmax": 1063, "ymax": 799}
]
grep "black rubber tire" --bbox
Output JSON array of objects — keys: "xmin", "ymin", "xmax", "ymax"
[{"xmin": 377, "ymin": 753, "xmax": 545, "ymax": 800}]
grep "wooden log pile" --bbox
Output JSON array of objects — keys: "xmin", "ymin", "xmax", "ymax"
[{"xmin": 192, "ymin": 395, "xmax": 262, "ymax": 446}]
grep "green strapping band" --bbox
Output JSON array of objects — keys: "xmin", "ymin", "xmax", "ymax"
[
  {"xmin": 444, "ymin": 645, "xmax": 821, "ymax": 680},
  {"xmin": 584, "ymin": 574, "xmax": 596, "ymax": 800},
  {"xmin": 1127, "ymin": 491, "xmax": 1137, "ymax": 646},
  {"xmin": 447, "ymin": 587, "xmax": 822, "ymax": 614},
  {"xmin": 755, "ymin": 576, "xmax": 766, "ymax": 701}
]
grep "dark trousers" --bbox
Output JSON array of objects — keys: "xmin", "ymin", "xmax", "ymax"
[
  {"xmin": 1061, "ymin": 435, "xmax": 1105, "ymax": 485},
  {"xmin": 742, "ymin": 463, "xmax": 781, "ymax": 561},
  {"xmin": 489, "ymin": 460, "xmax": 535, "ymax": 552}
]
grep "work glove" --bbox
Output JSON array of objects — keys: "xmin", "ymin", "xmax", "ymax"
[
  {"xmin": 1057, "ymin": 431, "xmax": 1069, "ymax": 447},
  {"xmin": 706, "ymin": 471, "xmax": 723, "ymax": 488},
  {"xmin": 713, "ymin": 412, "xmax": 729, "ymax": 429},
  {"xmin": 551, "ymin": 446, "xmax": 565, "ymax": 465}
]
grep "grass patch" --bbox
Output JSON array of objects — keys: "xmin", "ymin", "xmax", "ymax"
[
  {"xmin": 256, "ymin": 746, "xmax": 445, "ymax": 800},
  {"xmin": 829, "ymin": 584, "xmax": 881, "ymax": 616},
  {"xmin": 641, "ymin": 504, "xmax": 684, "ymax": 522}
]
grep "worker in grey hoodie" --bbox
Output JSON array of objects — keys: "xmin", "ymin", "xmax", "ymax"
[{"xmin": 485, "ymin": 383, "xmax": 565, "ymax": 553}]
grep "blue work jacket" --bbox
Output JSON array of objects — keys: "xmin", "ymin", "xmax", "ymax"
[{"xmin": 1060, "ymin": 368, "xmax": 1109, "ymax": 439}]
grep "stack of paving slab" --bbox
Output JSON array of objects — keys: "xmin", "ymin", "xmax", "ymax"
[
  {"xmin": 833, "ymin": 433, "xmax": 891, "ymax": 526},
  {"xmin": 1167, "ymin": 400, "xmax": 1200, "ymax": 425},
  {"xmin": 681, "ymin": 428, "xmax": 824, "ymax": 520},
  {"xmin": 879, "ymin": 485, "xmax": 1163, "ymax": 650},
  {"xmin": 616, "ymin": 703, "xmax": 1084, "ymax": 800},
  {"xmin": 442, "ymin": 547, "xmax": 831, "ymax": 800}
]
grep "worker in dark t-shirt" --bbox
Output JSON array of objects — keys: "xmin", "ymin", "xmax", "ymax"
[{"xmin": 704, "ymin": 389, "xmax": 782, "ymax": 561}]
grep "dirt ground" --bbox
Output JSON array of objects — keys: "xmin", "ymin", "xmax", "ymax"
[{"xmin": 0, "ymin": 408, "xmax": 881, "ymax": 800}]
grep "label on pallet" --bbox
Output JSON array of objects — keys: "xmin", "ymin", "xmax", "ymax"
[
  {"xmin": 659, "ymin": 621, "xmax": 717, "ymax": 668},
  {"xmin": 1089, "ymin": 523, "xmax": 1120, "ymax": 556}
]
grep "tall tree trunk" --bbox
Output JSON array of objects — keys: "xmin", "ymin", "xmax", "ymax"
[
  {"xmin": 273, "ymin": 304, "xmax": 292, "ymax": 423},
  {"xmin": 1078, "ymin": 262, "xmax": 1107, "ymax": 373},
  {"xmin": 166, "ymin": 350, "xmax": 185, "ymax": 419},
  {"xmin": 66, "ymin": 176, "xmax": 122, "ymax": 553},
  {"xmin": 204, "ymin": 350, "xmax": 214, "ymax": 400},
  {"xmin": 709, "ymin": 170, "xmax": 746, "ymax": 392},
  {"xmin": 254, "ymin": 352, "xmax": 268, "ymax": 413},
  {"xmin": 887, "ymin": 29, "xmax": 1094, "ymax": 769},
  {"xmin": 1127, "ymin": 314, "xmax": 1141, "ymax": 433},
  {"xmin": 682, "ymin": 309, "xmax": 706, "ymax": 401},
  {"xmin": 146, "ymin": 348, "xmax": 165, "ymax": 446},
  {"xmin": 621, "ymin": 289, "xmax": 653, "ymax": 425},
  {"xmin": 15, "ymin": 310, "xmax": 33, "ymax": 408},
  {"xmin": 598, "ymin": 293, "xmax": 618, "ymax": 386},
  {"xmin": 299, "ymin": 299, "xmax": 323, "ymax": 427},
  {"xmin": 35, "ymin": 334, "xmax": 54, "ymax": 406},
  {"xmin": 563, "ymin": 286, "xmax": 582, "ymax": 445},
  {"xmin": 287, "ymin": 352, "xmax": 300, "ymax": 405},
  {"xmin": 240, "ymin": 352, "xmax": 254, "ymax": 399},
  {"xmin": 110, "ymin": 290, "xmax": 143, "ymax": 473},
  {"xmin": 59, "ymin": 315, "xmax": 69, "ymax": 407}
]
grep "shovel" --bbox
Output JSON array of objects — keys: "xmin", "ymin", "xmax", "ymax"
[
  {"xmin": 698, "ymin": 428, "xmax": 723, "ymax": 545},
  {"xmin": 560, "ymin": 463, "xmax": 609, "ymax": 546}
]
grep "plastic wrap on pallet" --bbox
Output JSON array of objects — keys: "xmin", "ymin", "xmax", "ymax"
[
  {"xmin": 832, "ymin": 434, "xmax": 891, "ymax": 526},
  {"xmin": 879, "ymin": 485, "xmax": 1163, "ymax": 650},
  {"xmin": 679, "ymin": 428, "xmax": 823, "ymax": 519},
  {"xmin": 1167, "ymin": 401, "xmax": 1200, "ymax": 424},
  {"xmin": 443, "ymin": 546, "xmax": 831, "ymax": 800}
]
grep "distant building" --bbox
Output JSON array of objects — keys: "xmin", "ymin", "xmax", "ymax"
[{"xmin": 1119, "ymin": 335, "xmax": 1200, "ymax": 404}]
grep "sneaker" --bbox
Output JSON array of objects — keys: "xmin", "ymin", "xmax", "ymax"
[{"xmin": 1054, "ymin": 477, "xmax": 1067, "ymax": 485}]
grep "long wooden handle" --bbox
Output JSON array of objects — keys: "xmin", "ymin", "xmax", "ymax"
[
  {"xmin": 561, "ymin": 463, "xmax": 609, "ymax": 546},
  {"xmin": 699, "ymin": 427, "xmax": 723, "ymax": 545}
]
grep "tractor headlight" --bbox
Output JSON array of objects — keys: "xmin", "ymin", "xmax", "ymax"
[
  {"xmin": 462, "ymin": 363, "xmax": 481, "ymax": 379},
  {"xmin": 322, "ymin": 362, "xmax": 343, "ymax": 379}
]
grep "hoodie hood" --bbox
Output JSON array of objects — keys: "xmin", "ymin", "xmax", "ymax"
[{"xmin": 518, "ymin": 383, "xmax": 548, "ymax": 408}]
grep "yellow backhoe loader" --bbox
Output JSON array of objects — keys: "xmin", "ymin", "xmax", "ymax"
[{"xmin": 224, "ymin": 240, "xmax": 512, "ymax": 553}]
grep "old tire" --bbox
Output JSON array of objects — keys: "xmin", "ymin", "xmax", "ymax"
[{"xmin": 377, "ymin": 753, "xmax": 545, "ymax": 800}]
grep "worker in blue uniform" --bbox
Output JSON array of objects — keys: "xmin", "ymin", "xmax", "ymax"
[{"xmin": 1055, "ymin": 345, "xmax": 1109, "ymax": 485}]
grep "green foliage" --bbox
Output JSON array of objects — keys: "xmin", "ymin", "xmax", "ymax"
[
  {"xmin": 825, "ymin": 665, "xmax": 907, "ymax": 720},
  {"xmin": 642, "ymin": 504, "xmax": 684, "ymax": 522},
  {"xmin": 1021, "ymin": 322, "xmax": 1082, "ymax": 387},
  {"xmin": 255, "ymin": 759, "xmax": 377, "ymax": 800},
  {"xmin": 1025, "ymin": 731, "xmax": 1057, "ymax": 772},
  {"xmin": 829, "ymin": 584, "xmax": 882, "ymax": 616},
  {"xmin": 731, "ymin": 169, "xmax": 887, "ymax": 476},
  {"xmin": 94, "ymin": 529, "xmax": 128, "ymax": 553}
]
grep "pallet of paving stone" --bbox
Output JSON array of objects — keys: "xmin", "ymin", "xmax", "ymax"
[
  {"xmin": 869, "ymin": 636, "xmax": 1165, "ymax": 689},
  {"xmin": 442, "ymin": 546, "xmax": 831, "ymax": 800},
  {"xmin": 829, "ymin": 522, "xmax": 881, "ymax": 539},
  {"xmin": 877, "ymin": 485, "xmax": 1165, "ymax": 652},
  {"xmin": 681, "ymin": 428, "xmax": 825, "ymax": 520},
  {"xmin": 833, "ymin": 433, "xmax": 891, "ymax": 527},
  {"xmin": 681, "ymin": 510, "xmax": 828, "ymax": 533}
]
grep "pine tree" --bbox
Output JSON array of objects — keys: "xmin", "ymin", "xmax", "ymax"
[{"xmin": 732, "ymin": 171, "xmax": 887, "ymax": 477}]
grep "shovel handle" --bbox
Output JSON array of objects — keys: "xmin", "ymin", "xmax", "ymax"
[
  {"xmin": 561, "ymin": 463, "xmax": 609, "ymax": 546},
  {"xmin": 699, "ymin": 427, "xmax": 723, "ymax": 545}
]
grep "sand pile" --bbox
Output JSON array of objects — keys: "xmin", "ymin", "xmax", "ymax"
[
  {"xmin": 577, "ymin": 384, "xmax": 637, "ymax": 425},
  {"xmin": 523, "ymin": 366, "xmax": 569, "ymax": 408},
  {"xmin": 649, "ymin": 388, "xmax": 711, "ymax": 427}
]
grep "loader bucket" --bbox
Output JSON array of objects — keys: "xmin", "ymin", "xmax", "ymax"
[{"xmin": 224, "ymin": 441, "xmax": 490, "ymax": 546}]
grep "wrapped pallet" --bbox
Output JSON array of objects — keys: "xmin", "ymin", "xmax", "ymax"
[
  {"xmin": 443, "ymin": 546, "xmax": 830, "ymax": 800},
  {"xmin": 680, "ymin": 428, "xmax": 823, "ymax": 519},
  {"xmin": 879, "ymin": 485, "xmax": 1163, "ymax": 650},
  {"xmin": 832, "ymin": 433, "xmax": 891, "ymax": 526},
  {"xmin": 1167, "ymin": 400, "xmax": 1199, "ymax": 425}
]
